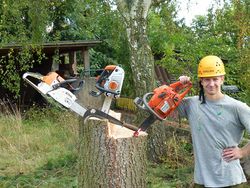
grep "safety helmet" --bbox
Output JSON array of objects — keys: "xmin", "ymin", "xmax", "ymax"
[{"xmin": 198, "ymin": 55, "xmax": 226, "ymax": 77}]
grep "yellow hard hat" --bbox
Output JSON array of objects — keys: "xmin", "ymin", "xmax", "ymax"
[{"xmin": 198, "ymin": 55, "xmax": 226, "ymax": 77}]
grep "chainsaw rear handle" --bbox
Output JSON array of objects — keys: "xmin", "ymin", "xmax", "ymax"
[
  {"xmin": 23, "ymin": 72, "xmax": 43, "ymax": 80},
  {"xmin": 71, "ymin": 80, "xmax": 84, "ymax": 94},
  {"xmin": 90, "ymin": 83, "xmax": 119, "ymax": 97},
  {"xmin": 23, "ymin": 72, "xmax": 85, "ymax": 94},
  {"xmin": 52, "ymin": 78, "xmax": 77, "ymax": 89},
  {"xmin": 169, "ymin": 81, "xmax": 192, "ymax": 101},
  {"xmin": 52, "ymin": 78, "xmax": 84, "ymax": 93},
  {"xmin": 22, "ymin": 72, "xmax": 44, "ymax": 93}
]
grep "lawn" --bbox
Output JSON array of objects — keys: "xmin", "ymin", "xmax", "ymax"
[{"xmin": 0, "ymin": 106, "xmax": 194, "ymax": 188}]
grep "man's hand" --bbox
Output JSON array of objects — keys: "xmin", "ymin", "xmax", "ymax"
[
  {"xmin": 179, "ymin": 76, "xmax": 191, "ymax": 84},
  {"xmin": 222, "ymin": 147, "xmax": 243, "ymax": 162}
]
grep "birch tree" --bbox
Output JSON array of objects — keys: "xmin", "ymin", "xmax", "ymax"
[{"xmin": 114, "ymin": 0, "xmax": 158, "ymax": 96}]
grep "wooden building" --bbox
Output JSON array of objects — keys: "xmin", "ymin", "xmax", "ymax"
[{"xmin": 0, "ymin": 40, "xmax": 101, "ymax": 106}]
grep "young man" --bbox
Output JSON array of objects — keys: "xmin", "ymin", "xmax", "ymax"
[{"xmin": 178, "ymin": 55, "xmax": 250, "ymax": 187}]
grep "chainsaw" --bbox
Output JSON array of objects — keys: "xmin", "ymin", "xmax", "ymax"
[
  {"xmin": 90, "ymin": 65, "xmax": 124, "ymax": 114},
  {"xmin": 133, "ymin": 81, "xmax": 192, "ymax": 137},
  {"xmin": 22, "ymin": 69, "xmax": 138, "ymax": 131}
]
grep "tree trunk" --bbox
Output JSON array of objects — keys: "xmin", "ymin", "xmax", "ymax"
[
  {"xmin": 116, "ymin": 0, "xmax": 155, "ymax": 97},
  {"xmin": 78, "ymin": 111, "xmax": 148, "ymax": 188},
  {"xmin": 147, "ymin": 120, "xmax": 192, "ymax": 163}
]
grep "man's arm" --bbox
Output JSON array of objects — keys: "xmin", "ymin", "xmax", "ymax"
[{"xmin": 176, "ymin": 75, "xmax": 191, "ymax": 118}]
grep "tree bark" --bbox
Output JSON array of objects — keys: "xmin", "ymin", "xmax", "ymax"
[
  {"xmin": 115, "ymin": 0, "xmax": 155, "ymax": 97},
  {"xmin": 78, "ymin": 112, "xmax": 148, "ymax": 188},
  {"xmin": 147, "ymin": 120, "xmax": 192, "ymax": 163}
]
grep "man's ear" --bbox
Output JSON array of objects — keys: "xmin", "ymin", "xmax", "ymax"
[{"xmin": 221, "ymin": 76, "xmax": 225, "ymax": 82}]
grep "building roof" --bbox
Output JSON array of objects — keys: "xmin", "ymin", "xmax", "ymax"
[{"xmin": 0, "ymin": 40, "xmax": 102, "ymax": 56}]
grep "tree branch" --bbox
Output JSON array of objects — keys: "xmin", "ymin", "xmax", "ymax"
[
  {"xmin": 114, "ymin": 0, "xmax": 130, "ymax": 24},
  {"xmin": 151, "ymin": 0, "xmax": 173, "ymax": 7}
]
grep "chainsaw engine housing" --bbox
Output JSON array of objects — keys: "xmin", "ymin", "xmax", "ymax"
[
  {"xmin": 142, "ymin": 81, "xmax": 192, "ymax": 121},
  {"xmin": 93, "ymin": 65, "xmax": 124, "ymax": 97}
]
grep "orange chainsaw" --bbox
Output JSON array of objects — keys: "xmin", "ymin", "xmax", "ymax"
[{"xmin": 133, "ymin": 81, "xmax": 192, "ymax": 137}]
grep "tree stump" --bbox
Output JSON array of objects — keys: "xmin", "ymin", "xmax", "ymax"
[{"xmin": 78, "ymin": 111, "xmax": 148, "ymax": 188}]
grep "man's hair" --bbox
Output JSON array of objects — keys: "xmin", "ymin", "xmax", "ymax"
[{"xmin": 199, "ymin": 81, "xmax": 206, "ymax": 104}]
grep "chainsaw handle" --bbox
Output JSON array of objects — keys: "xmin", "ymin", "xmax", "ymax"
[
  {"xmin": 22, "ymin": 72, "xmax": 43, "ymax": 80},
  {"xmin": 104, "ymin": 65, "xmax": 117, "ymax": 71},
  {"xmin": 22, "ymin": 72, "xmax": 45, "ymax": 94},
  {"xmin": 53, "ymin": 78, "xmax": 85, "ymax": 94},
  {"xmin": 52, "ymin": 79, "xmax": 77, "ymax": 89},
  {"xmin": 169, "ymin": 81, "xmax": 192, "ymax": 100},
  {"xmin": 69, "ymin": 80, "xmax": 84, "ymax": 94}
]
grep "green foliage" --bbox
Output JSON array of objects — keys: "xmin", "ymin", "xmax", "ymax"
[
  {"xmin": 0, "ymin": 0, "xmax": 29, "ymax": 43},
  {"xmin": 77, "ymin": 1, "xmax": 134, "ymax": 96},
  {"xmin": 189, "ymin": 1, "xmax": 249, "ymax": 101},
  {"xmin": 160, "ymin": 133, "xmax": 193, "ymax": 169},
  {"xmin": 148, "ymin": 0, "xmax": 249, "ymax": 102},
  {"xmin": 0, "ymin": 0, "xmax": 48, "ymax": 97},
  {"xmin": 0, "ymin": 0, "xmax": 97, "ymax": 97},
  {"xmin": 0, "ymin": 46, "xmax": 45, "ymax": 96},
  {"xmin": 148, "ymin": 1, "xmax": 199, "ymax": 82},
  {"xmin": 89, "ymin": 48, "xmax": 117, "ymax": 70},
  {"xmin": 23, "ymin": 105, "xmax": 63, "ymax": 122},
  {"xmin": 115, "ymin": 97, "xmax": 137, "ymax": 112},
  {"xmin": 1, "ymin": 0, "xmax": 135, "ymax": 98},
  {"xmin": 0, "ymin": 0, "xmax": 249, "ymax": 101}
]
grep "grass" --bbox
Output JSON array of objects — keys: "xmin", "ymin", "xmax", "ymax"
[
  {"xmin": 0, "ymin": 102, "xmax": 194, "ymax": 187},
  {"xmin": 147, "ymin": 131, "xmax": 194, "ymax": 188},
  {"xmin": 0, "ymin": 103, "xmax": 79, "ymax": 187},
  {"xmin": 0, "ymin": 154, "xmax": 77, "ymax": 188},
  {"xmin": 147, "ymin": 163, "xmax": 193, "ymax": 188}
]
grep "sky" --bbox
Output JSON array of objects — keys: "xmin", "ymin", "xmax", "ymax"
[{"xmin": 176, "ymin": 0, "xmax": 222, "ymax": 26}]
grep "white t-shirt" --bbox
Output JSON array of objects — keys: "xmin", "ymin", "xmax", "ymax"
[{"xmin": 178, "ymin": 95, "xmax": 250, "ymax": 187}]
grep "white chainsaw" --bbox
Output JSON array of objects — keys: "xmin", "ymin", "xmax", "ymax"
[
  {"xmin": 90, "ymin": 65, "xmax": 124, "ymax": 114},
  {"xmin": 22, "ymin": 66, "xmax": 138, "ymax": 131}
]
